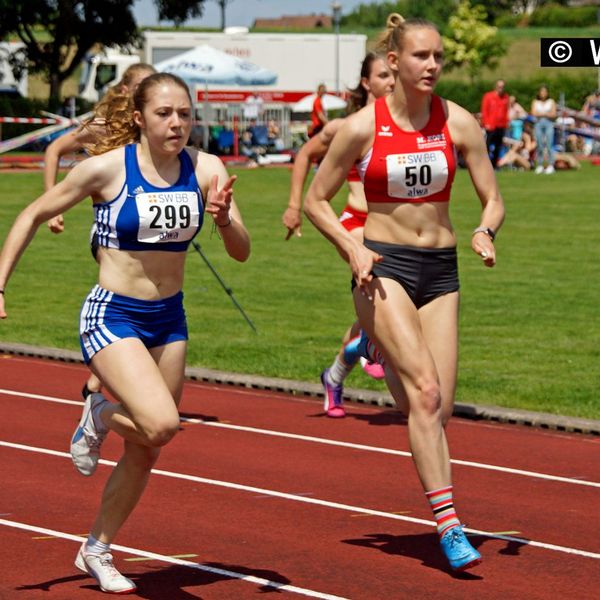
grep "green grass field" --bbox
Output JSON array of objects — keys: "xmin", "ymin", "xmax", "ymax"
[{"xmin": 0, "ymin": 164, "xmax": 599, "ymax": 420}]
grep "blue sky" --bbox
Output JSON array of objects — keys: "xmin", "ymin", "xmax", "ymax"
[{"xmin": 133, "ymin": 0, "xmax": 374, "ymax": 28}]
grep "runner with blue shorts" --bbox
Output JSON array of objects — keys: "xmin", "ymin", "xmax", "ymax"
[{"xmin": 0, "ymin": 72, "xmax": 250, "ymax": 593}]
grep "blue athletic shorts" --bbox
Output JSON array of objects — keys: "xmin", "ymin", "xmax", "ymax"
[{"xmin": 79, "ymin": 284, "xmax": 188, "ymax": 364}]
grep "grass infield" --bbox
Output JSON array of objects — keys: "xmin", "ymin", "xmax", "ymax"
[{"xmin": 0, "ymin": 162, "xmax": 598, "ymax": 420}]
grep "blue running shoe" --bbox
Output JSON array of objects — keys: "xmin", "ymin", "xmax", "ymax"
[
  {"xmin": 440, "ymin": 527, "xmax": 481, "ymax": 571},
  {"xmin": 320, "ymin": 369, "xmax": 345, "ymax": 418}
]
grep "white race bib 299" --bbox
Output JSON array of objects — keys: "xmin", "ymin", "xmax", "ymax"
[
  {"xmin": 386, "ymin": 151, "xmax": 448, "ymax": 200},
  {"xmin": 136, "ymin": 191, "xmax": 200, "ymax": 243}
]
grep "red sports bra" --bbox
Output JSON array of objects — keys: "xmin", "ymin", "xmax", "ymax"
[{"xmin": 361, "ymin": 95, "xmax": 456, "ymax": 203}]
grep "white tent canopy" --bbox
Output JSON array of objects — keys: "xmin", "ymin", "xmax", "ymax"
[
  {"xmin": 153, "ymin": 44, "xmax": 278, "ymax": 86},
  {"xmin": 291, "ymin": 93, "xmax": 347, "ymax": 113}
]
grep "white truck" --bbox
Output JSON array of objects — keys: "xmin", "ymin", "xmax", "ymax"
[
  {"xmin": 78, "ymin": 47, "xmax": 140, "ymax": 102},
  {"xmin": 0, "ymin": 41, "xmax": 28, "ymax": 97},
  {"xmin": 79, "ymin": 30, "xmax": 367, "ymax": 104},
  {"xmin": 78, "ymin": 31, "xmax": 367, "ymax": 150}
]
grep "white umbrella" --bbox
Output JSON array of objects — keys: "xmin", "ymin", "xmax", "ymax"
[
  {"xmin": 154, "ymin": 44, "xmax": 278, "ymax": 86},
  {"xmin": 155, "ymin": 45, "xmax": 278, "ymax": 151},
  {"xmin": 291, "ymin": 93, "xmax": 347, "ymax": 113}
]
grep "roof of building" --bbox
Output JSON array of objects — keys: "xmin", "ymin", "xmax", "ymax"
[{"xmin": 253, "ymin": 14, "xmax": 332, "ymax": 29}]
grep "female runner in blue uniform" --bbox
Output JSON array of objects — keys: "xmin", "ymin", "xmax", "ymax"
[
  {"xmin": 305, "ymin": 14, "xmax": 505, "ymax": 571},
  {"xmin": 0, "ymin": 72, "xmax": 250, "ymax": 593},
  {"xmin": 44, "ymin": 62, "xmax": 157, "ymax": 401}
]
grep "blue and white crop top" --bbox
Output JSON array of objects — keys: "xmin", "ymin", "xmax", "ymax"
[{"xmin": 94, "ymin": 144, "xmax": 204, "ymax": 252}]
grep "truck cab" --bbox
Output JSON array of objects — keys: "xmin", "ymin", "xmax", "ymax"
[{"xmin": 78, "ymin": 49, "xmax": 140, "ymax": 103}]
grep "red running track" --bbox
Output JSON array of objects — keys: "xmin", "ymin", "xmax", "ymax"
[{"xmin": 0, "ymin": 353, "xmax": 599, "ymax": 599}]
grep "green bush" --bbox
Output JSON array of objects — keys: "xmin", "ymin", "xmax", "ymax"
[
  {"xmin": 494, "ymin": 13, "xmax": 524, "ymax": 29},
  {"xmin": 528, "ymin": 4, "xmax": 598, "ymax": 28},
  {"xmin": 438, "ymin": 73, "xmax": 597, "ymax": 113}
]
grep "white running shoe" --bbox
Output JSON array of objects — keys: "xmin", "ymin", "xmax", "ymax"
[
  {"xmin": 70, "ymin": 392, "xmax": 108, "ymax": 476},
  {"xmin": 534, "ymin": 165, "xmax": 545, "ymax": 174},
  {"xmin": 75, "ymin": 544, "xmax": 136, "ymax": 594},
  {"xmin": 544, "ymin": 165, "xmax": 555, "ymax": 174}
]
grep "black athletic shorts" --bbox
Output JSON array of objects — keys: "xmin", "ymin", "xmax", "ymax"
[{"xmin": 352, "ymin": 239, "xmax": 460, "ymax": 309}]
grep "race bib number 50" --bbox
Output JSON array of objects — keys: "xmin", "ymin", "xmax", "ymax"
[
  {"xmin": 386, "ymin": 151, "xmax": 448, "ymax": 200},
  {"xmin": 136, "ymin": 191, "xmax": 200, "ymax": 243}
]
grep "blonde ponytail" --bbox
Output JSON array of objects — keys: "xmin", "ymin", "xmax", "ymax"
[{"xmin": 375, "ymin": 12, "xmax": 438, "ymax": 55}]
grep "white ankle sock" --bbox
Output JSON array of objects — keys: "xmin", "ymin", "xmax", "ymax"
[
  {"xmin": 91, "ymin": 397, "xmax": 109, "ymax": 434},
  {"xmin": 327, "ymin": 356, "xmax": 353, "ymax": 386},
  {"xmin": 86, "ymin": 535, "xmax": 110, "ymax": 555}
]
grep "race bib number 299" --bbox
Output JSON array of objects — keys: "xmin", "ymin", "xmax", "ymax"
[
  {"xmin": 136, "ymin": 191, "xmax": 200, "ymax": 243},
  {"xmin": 386, "ymin": 151, "xmax": 448, "ymax": 200}
]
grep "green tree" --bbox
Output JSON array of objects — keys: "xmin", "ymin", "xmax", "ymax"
[
  {"xmin": 341, "ymin": 2, "xmax": 410, "ymax": 28},
  {"xmin": 341, "ymin": 0, "xmax": 458, "ymax": 31},
  {"xmin": 406, "ymin": 0, "xmax": 457, "ymax": 31},
  {"xmin": 470, "ymin": 0, "xmax": 514, "ymax": 23},
  {"xmin": 442, "ymin": 0, "xmax": 507, "ymax": 83},
  {"xmin": 0, "ymin": 0, "xmax": 207, "ymax": 101}
]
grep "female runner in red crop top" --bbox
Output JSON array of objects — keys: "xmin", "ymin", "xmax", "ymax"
[
  {"xmin": 305, "ymin": 14, "xmax": 505, "ymax": 571},
  {"xmin": 283, "ymin": 52, "xmax": 395, "ymax": 417}
]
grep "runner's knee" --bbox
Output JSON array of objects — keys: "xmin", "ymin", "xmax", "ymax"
[
  {"xmin": 414, "ymin": 380, "xmax": 442, "ymax": 418},
  {"xmin": 141, "ymin": 416, "xmax": 180, "ymax": 447}
]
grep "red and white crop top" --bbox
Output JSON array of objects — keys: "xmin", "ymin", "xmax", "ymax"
[{"xmin": 358, "ymin": 95, "xmax": 456, "ymax": 203}]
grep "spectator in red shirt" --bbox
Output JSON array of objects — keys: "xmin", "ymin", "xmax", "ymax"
[
  {"xmin": 481, "ymin": 79, "xmax": 510, "ymax": 169},
  {"xmin": 309, "ymin": 83, "xmax": 328, "ymax": 138}
]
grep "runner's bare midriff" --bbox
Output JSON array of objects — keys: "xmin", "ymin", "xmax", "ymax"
[
  {"xmin": 364, "ymin": 201, "xmax": 456, "ymax": 248},
  {"xmin": 97, "ymin": 247, "xmax": 186, "ymax": 299}
]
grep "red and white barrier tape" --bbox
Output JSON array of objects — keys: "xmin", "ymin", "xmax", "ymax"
[{"xmin": 0, "ymin": 116, "xmax": 59, "ymax": 124}]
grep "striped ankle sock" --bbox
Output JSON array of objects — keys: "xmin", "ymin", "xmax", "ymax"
[
  {"xmin": 425, "ymin": 485, "xmax": 461, "ymax": 538},
  {"xmin": 365, "ymin": 339, "xmax": 385, "ymax": 366},
  {"xmin": 342, "ymin": 334, "xmax": 361, "ymax": 366}
]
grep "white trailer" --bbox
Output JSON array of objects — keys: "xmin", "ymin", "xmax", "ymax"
[
  {"xmin": 78, "ymin": 31, "xmax": 367, "ymax": 150},
  {"xmin": 144, "ymin": 31, "xmax": 367, "ymax": 150},
  {"xmin": 142, "ymin": 30, "xmax": 367, "ymax": 101},
  {"xmin": 79, "ymin": 31, "xmax": 367, "ymax": 105}
]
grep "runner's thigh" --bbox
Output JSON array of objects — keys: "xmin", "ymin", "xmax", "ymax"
[
  {"xmin": 149, "ymin": 340, "xmax": 187, "ymax": 407},
  {"xmin": 90, "ymin": 338, "xmax": 180, "ymax": 427},
  {"xmin": 354, "ymin": 278, "xmax": 438, "ymax": 392},
  {"xmin": 418, "ymin": 292, "xmax": 459, "ymax": 419}
]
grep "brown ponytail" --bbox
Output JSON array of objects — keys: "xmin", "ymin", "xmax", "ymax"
[{"xmin": 82, "ymin": 63, "xmax": 156, "ymax": 156}]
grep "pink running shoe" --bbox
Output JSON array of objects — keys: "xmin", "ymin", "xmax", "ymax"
[
  {"xmin": 320, "ymin": 369, "xmax": 346, "ymax": 418},
  {"xmin": 360, "ymin": 357, "xmax": 386, "ymax": 380}
]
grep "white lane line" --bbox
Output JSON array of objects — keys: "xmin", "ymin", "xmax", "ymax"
[
  {"xmin": 0, "ymin": 388, "xmax": 81, "ymax": 406},
  {"xmin": 1, "ymin": 387, "xmax": 599, "ymax": 489},
  {"xmin": 1, "ymin": 440, "xmax": 599, "ymax": 561},
  {"xmin": 0, "ymin": 518, "xmax": 348, "ymax": 600},
  {"xmin": 180, "ymin": 417, "xmax": 600, "ymax": 489}
]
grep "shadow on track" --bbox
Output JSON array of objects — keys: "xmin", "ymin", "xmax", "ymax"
[{"xmin": 17, "ymin": 562, "xmax": 294, "ymax": 598}]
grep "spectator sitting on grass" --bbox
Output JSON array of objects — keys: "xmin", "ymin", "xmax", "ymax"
[{"xmin": 497, "ymin": 120, "xmax": 536, "ymax": 171}]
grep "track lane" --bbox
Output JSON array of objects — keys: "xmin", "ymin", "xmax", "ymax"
[{"xmin": 1, "ymin": 355, "xmax": 599, "ymax": 599}]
